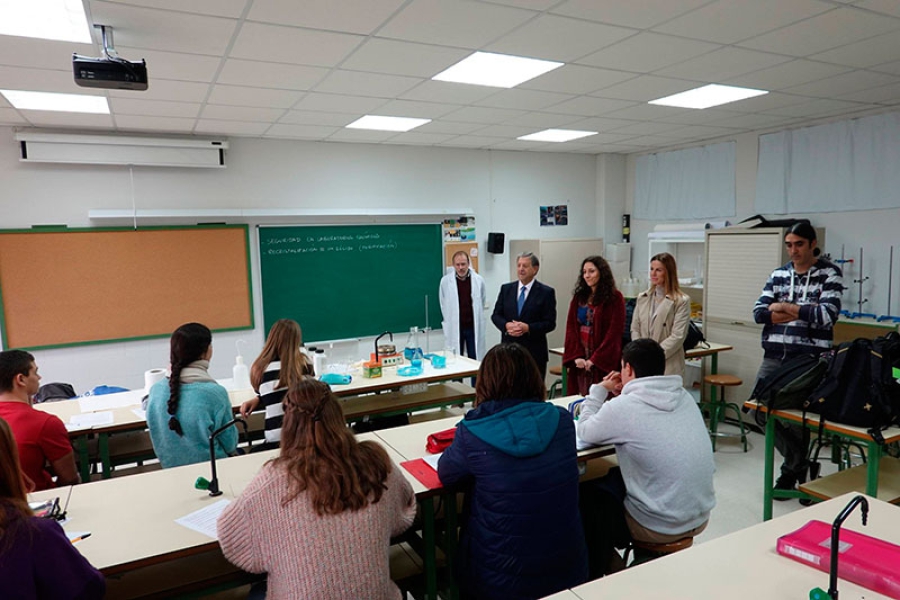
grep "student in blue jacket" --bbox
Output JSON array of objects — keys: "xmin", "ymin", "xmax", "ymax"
[{"xmin": 438, "ymin": 343, "xmax": 588, "ymax": 600}]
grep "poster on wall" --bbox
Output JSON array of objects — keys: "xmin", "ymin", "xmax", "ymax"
[
  {"xmin": 540, "ymin": 205, "xmax": 568, "ymax": 226},
  {"xmin": 443, "ymin": 216, "xmax": 476, "ymax": 241}
]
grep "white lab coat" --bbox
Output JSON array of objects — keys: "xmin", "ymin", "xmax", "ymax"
[{"xmin": 439, "ymin": 269, "xmax": 487, "ymax": 360}]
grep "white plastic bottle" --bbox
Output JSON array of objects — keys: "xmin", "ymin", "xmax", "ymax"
[
  {"xmin": 313, "ymin": 349, "xmax": 326, "ymax": 377},
  {"xmin": 233, "ymin": 355, "xmax": 251, "ymax": 390}
]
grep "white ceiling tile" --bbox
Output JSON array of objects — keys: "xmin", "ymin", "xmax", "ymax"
[
  {"xmin": 314, "ymin": 70, "xmax": 421, "ymax": 98},
  {"xmin": 96, "ymin": 0, "xmax": 248, "ymax": 18},
  {"xmin": 374, "ymin": 99, "xmax": 460, "ymax": 118},
  {"xmin": 115, "ymin": 115, "xmax": 196, "ymax": 132},
  {"xmin": 574, "ymin": 132, "xmax": 640, "ymax": 144},
  {"xmin": 602, "ymin": 103, "xmax": 690, "ymax": 120},
  {"xmin": 116, "ymin": 47, "xmax": 221, "ymax": 82},
  {"xmin": 195, "ymin": 119, "xmax": 272, "ymax": 135},
  {"xmin": 0, "ymin": 37, "xmax": 94, "ymax": 71},
  {"xmin": 481, "ymin": 0, "xmax": 559, "ymax": 9},
  {"xmin": 872, "ymin": 60, "xmax": 900, "ymax": 76},
  {"xmin": 279, "ymin": 110, "xmax": 357, "ymax": 126},
  {"xmin": 762, "ymin": 98, "xmax": 871, "ymax": 117},
  {"xmin": 487, "ymin": 139, "xmax": 547, "ymax": 150},
  {"xmin": 0, "ymin": 66, "xmax": 86, "ymax": 93},
  {"xmin": 836, "ymin": 82, "xmax": 900, "ymax": 104},
  {"xmin": 654, "ymin": 0, "xmax": 833, "ymax": 44},
  {"xmin": 473, "ymin": 124, "xmax": 539, "ymax": 137},
  {"xmin": 400, "ymin": 81, "xmax": 498, "ymax": 104},
  {"xmin": 108, "ymin": 79, "xmax": 211, "ymax": 102},
  {"xmin": 230, "ymin": 22, "xmax": 364, "ymax": 67},
  {"xmin": 546, "ymin": 96, "xmax": 637, "ymax": 116},
  {"xmin": 293, "ymin": 93, "xmax": 387, "ymax": 113},
  {"xmin": 377, "ymin": 0, "xmax": 536, "ymax": 48},
  {"xmin": 201, "ymin": 105, "xmax": 286, "ymax": 121},
  {"xmin": 566, "ymin": 116, "xmax": 642, "ymax": 131},
  {"xmin": 649, "ymin": 108, "xmax": 744, "ymax": 125},
  {"xmin": 441, "ymin": 105, "xmax": 527, "ymax": 123},
  {"xmin": 607, "ymin": 121, "xmax": 685, "ymax": 135},
  {"xmin": 551, "ymin": 0, "xmax": 710, "ymax": 29},
  {"xmin": 475, "ymin": 89, "xmax": 574, "ymax": 110},
  {"xmin": 217, "ymin": 60, "xmax": 329, "ymax": 90},
  {"xmin": 738, "ymin": 7, "xmax": 900, "ymax": 57},
  {"xmin": 706, "ymin": 113, "xmax": 798, "ymax": 129},
  {"xmin": 382, "ymin": 131, "xmax": 459, "ymax": 145},
  {"xmin": 626, "ymin": 135, "xmax": 685, "ymax": 147},
  {"xmin": 89, "ymin": 2, "xmax": 239, "ymax": 55},
  {"xmin": 782, "ymin": 70, "xmax": 900, "ymax": 97},
  {"xmin": 500, "ymin": 112, "xmax": 584, "ymax": 128},
  {"xmin": 656, "ymin": 47, "xmax": 792, "ymax": 81},
  {"xmin": 521, "ymin": 65, "xmax": 637, "ymax": 95},
  {"xmin": 326, "ymin": 128, "xmax": 398, "ymax": 142},
  {"xmin": 341, "ymin": 38, "xmax": 469, "ymax": 78},
  {"xmin": 724, "ymin": 59, "xmax": 851, "ymax": 91},
  {"xmin": 577, "ymin": 33, "xmax": 721, "ymax": 73},
  {"xmin": 854, "ymin": 0, "xmax": 900, "ymax": 18},
  {"xmin": 439, "ymin": 135, "xmax": 503, "ymax": 147},
  {"xmin": 591, "ymin": 76, "xmax": 700, "ymax": 102},
  {"xmin": 663, "ymin": 124, "xmax": 740, "ymax": 138},
  {"xmin": 109, "ymin": 98, "xmax": 201, "ymax": 117},
  {"xmin": 715, "ymin": 91, "xmax": 810, "ymax": 112},
  {"xmin": 809, "ymin": 32, "xmax": 900, "ymax": 68},
  {"xmin": 247, "ymin": 0, "xmax": 405, "ymax": 34},
  {"xmin": 20, "ymin": 110, "xmax": 115, "ymax": 129},
  {"xmin": 0, "ymin": 107, "xmax": 27, "ymax": 124},
  {"xmin": 207, "ymin": 85, "xmax": 303, "ymax": 108},
  {"xmin": 487, "ymin": 14, "xmax": 635, "ymax": 62},
  {"xmin": 414, "ymin": 120, "xmax": 485, "ymax": 134},
  {"xmin": 264, "ymin": 124, "xmax": 340, "ymax": 139}
]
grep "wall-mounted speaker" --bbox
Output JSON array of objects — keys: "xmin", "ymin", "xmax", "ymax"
[{"xmin": 487, "ymin": 232, "xmax": 505, "ymax": 254}]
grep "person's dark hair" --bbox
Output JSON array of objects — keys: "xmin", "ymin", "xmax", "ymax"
[
  {"xmin": 572, "ymin": 255, "xmax": 617, "ymax": 305},
  {"xmin": 0, "ymin": 350, "xmax": 35, "ymax": 394},
  {"xmin": 786, "ymin": 221, "xmax": 820, "ymax": 257},
  {"xmin": 167, "ymin": 323, "xmax": 212, "ymax": 437},
  {"xmin": 251, "ymin": 319, "xmax": 309, "ymax": 392},
  {"xmin": 474, "ymin": 343, "xmax": 546, "ymax": 406},
  {"xmin": 517, "ymin": 251, "xmax": 539, "ymax": 268},
  {"xmin": 273, "ymin": 378, "xmax": 391, "ymax": 515},
  {"xmin": 622, "ymin": 338, "xmax": 666, "ymax": 379},
  {"xmin": 0, "ymin": 417, "xmax": 33, "ymax": 553}
]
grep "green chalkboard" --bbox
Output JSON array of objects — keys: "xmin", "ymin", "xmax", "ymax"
[{"xmin": 259, "ymin": 224, "xmax": 443, "ymax": 342}]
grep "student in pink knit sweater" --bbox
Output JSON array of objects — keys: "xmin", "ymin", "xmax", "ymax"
[{"xmin": 217, "ymin": 378, "xmax": 416, "ymax": 599}]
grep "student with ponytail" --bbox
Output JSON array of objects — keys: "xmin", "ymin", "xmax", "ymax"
[{"xmin": 146, "ymin": 323, "xmax": 237, "ymax": 468}]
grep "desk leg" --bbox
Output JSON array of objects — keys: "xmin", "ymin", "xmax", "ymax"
[
  {"xmin": 421, "ymin": 498, "xmax": 438, "ymax": 600},
  {"xmin": 76, "ymin": 436, "xmax": 91, "ymax": 483},
  {"xmin": 763, "ymin": 415, "xmax": 776, "ymax": 521},
  {"xmin": 561, "ymin": 364, "xmax": 568, "ymax": 397},
  {"xmin": 708, "ymin": 353, "xmax": 719, "ymax": 405},
  {"xmin": 99, "ymin": 433, "xmax": 111, "ymax": 479},
  {"xmin": 444, "ymin": 493, "xmax": 459, "ymax": 600},
  {"xmin": 866, "ymin": 441, "xmax": 883, "ymax": 497}
]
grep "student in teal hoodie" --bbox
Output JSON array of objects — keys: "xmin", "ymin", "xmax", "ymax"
[{"xmin": 438, "ymin": 343, "xmax": 587, "ymax": 600}]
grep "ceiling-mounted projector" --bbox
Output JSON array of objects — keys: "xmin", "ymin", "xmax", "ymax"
[{"xmin": 73, "ymin": 24, "xmax": 148, "ymax": 91}]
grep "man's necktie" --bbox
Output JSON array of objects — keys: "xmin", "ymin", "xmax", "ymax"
[{"xmin": 517, "ymin": 286, "xmax": 526, "ymax": 316}]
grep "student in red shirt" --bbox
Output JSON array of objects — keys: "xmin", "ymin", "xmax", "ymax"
[{"xmin": 0, "ymin": 350, "xmax": 79, "ymax": 491}]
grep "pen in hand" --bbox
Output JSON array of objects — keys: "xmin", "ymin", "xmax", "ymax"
[{"xmin": 70, "ymin": 532, "xmax": 92, "ymax": 544}]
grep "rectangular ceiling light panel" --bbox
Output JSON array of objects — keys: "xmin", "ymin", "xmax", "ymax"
[
  {"xmin": 649, "ymin": 84, "xmax": 768, "ymax": 109},
  {"xmin": 433, "ymin": 52, "xmax": 563, "ymax": 89}
]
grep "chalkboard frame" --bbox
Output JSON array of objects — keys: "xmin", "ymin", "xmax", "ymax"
[
  {"xmin": 0, "ymin": 224, "xmax": 254, "ymax": 351},
  {"xmin": 258, "ymin": 223, "xmax": 444, "ymax": 343}
]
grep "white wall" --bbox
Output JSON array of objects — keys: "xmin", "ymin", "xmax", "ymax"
[
  {"xmin": 0, "ymin": 127, "xmax": 609, "ymax": 392},
  {"xmin": 626, "ymin": 130, "xmax": 900, "ymax": 319}
]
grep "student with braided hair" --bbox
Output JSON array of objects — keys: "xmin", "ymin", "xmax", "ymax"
[{"xmin": 146, "ymin": 322, "xmax": 237, "ymax": 468}]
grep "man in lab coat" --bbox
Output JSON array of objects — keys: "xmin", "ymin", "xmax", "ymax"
[{"xmin": 440, "ymin": 251, "xmax": 487, "ymax": 360}]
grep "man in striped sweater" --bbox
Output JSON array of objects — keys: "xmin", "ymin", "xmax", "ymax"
[{"xmin": 752, "ymin": 221, "xmax": 843, "ymax": 497}]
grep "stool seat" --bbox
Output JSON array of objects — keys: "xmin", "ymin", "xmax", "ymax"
[
  {"xmin": 703, "ymin": 374, "xmax": 742, "ymax": 387},
  {"xmin": 633, "ymin": 536, "xmax": 694, "ymax": 555},
  {"xmin": 549, "ymin": 365, "xmax": 563, "ymax": 376}
]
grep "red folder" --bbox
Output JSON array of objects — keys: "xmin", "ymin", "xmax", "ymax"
[
  {"xmin": 401, "ymin": 458, "xmax": 443, "ymax": 490},
  {"xmin": 777, "ymin": 519, "xmax": 900, "ymax": 598}
]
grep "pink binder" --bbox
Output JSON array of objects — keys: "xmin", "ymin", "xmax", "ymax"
[{"xmin": 777, "ymin": 519, "xmax": 900, "ymax": 599}]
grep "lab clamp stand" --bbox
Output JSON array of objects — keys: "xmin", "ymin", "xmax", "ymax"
[{"xmin": 838, "ymin": 245, "xmax": 900, "ymax": 322}]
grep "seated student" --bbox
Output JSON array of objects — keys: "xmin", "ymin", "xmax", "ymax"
[
  {"xmin": 218, "ymin": 378, "xmax": 415, "ymax": 599},
  {"xmin": 576, "ymin": 338, "xmax": 715, "ymax": 577},
  {"xmin": 239, "ymin": 318, "xmax": 313, "ymax": 450},
  {"xmin": 146, "ymin": 323, "xmax": 237, "ymax": 468},
  {"xmin": 438, "ymin": 343, "xmax": 588, "ymax": 600},
  {"xmin": 0, "ymin": 350, "xmax": 79, "ymax": 491},
  {"xmin": 0, "ymin": 417, "xmax": 105, "ymax": 599}
]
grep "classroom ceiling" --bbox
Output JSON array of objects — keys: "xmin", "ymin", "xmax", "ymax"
[{"xmin": 2, "ymin": 0, "xmax": 900, "ymax": 154}]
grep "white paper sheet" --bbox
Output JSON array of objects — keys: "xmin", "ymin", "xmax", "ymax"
[
  {"xmin": 132, "ymin": 408, "xmax": 146, "ymax": 419},
  {"xmin": 423, "ymin": 453, "xmax": 441, "ymax": 472},
  {"xmin": 69, "ymin": 411, "xmax": 114, "ymax": 428},
  {"xmin": 78, "ymin": 389, "xmax": 144, "ymax": 412},
  {"xmin": 175, "ymin": 499, "xmax": 231, "ymax": 539}
]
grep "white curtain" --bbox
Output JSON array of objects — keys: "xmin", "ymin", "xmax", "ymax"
[
  {"xmin": 756, "ymin": 111, "xmax": 900, "ymax": 214},
  {"xmin": 635, "ymin": 141, "xmax": 736, "ymax": 220}
]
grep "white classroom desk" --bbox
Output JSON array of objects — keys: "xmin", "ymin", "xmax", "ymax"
[
  {"xmin": 566, "ymin": 493, "xmax": 900, "ymax": 600},
  {"xmin": 372, "ymin": 396, "xmax": 615, "ymax": 467},
  {"xmin": 27, "ymin": 433, "xmax": 407, "ymax": 598}
]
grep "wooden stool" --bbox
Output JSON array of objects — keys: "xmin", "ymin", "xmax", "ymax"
[
  {"xmin": 624, "ymin": 536, "xmax": 694, "ymax": 567},
  {"xmin": 548, "ymin": 365, "xmax": 563, "ymax": 399},
  {"xmin": 701, "ymin": 374, "xmax": 747, "ymax": 452}
]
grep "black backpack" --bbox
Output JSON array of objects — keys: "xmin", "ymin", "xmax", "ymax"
[
  {"xmin": 750, "ymin": 353, "xmax": 829, "ymax": 426},
  {"xmin": 804, "ymin": 333, "xmax": 900, "ymax": 437}
]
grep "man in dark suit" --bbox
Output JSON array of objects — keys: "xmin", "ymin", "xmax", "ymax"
[{"xmin": 491, "ymin": 252, "xmax": 557, "ymax": 377}]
